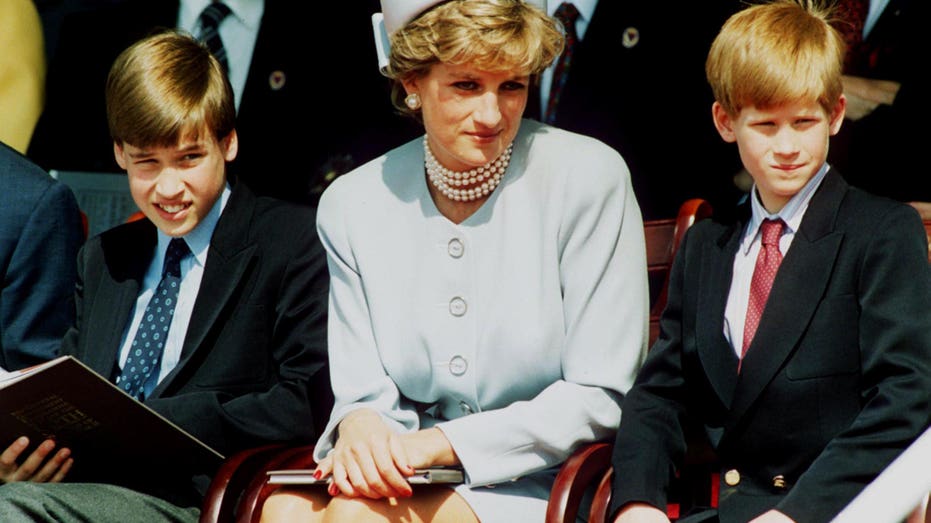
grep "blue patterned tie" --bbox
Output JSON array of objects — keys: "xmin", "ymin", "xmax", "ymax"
[
  {"xmin": 198, "ymin": 1, "xmax": 233, "ymax": 72},
  {"xmin": 116, "ymin": 238, "xmax": 190, "ymax": 400},
  {"xmin": 545, "ymin": 2, "xmax": 580, "ymax": 124}
]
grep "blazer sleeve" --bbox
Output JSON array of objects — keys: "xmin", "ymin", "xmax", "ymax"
[
  {"xmin": 435, "ymin": 147, "xmax": 650, "ymax": 485},
  {"xmin": 609, "ymin": 225, "xmax": 696, "ymax": 515},
  {"xmin": 1, "ymin": 180, "xmax": 83, "ymax": 370},
  {"xmin": 776, "ymin": 204, "xmax": 931, "ymax": 520}
]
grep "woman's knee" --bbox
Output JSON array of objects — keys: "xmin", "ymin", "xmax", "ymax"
[{"xmin": 260, "ymin": 487, "xmax": 328, "ymax": 523}]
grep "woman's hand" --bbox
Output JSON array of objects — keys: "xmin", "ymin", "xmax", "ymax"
[
  {"xmin": 315, "ymin": 411, "xmax": 462, "ymax": 500},
  {"xmin": 398, "ymin": 427, "xmax": 458, "ymax": 469},
  {"xmin": 0, "ymin": 436, "xmax": 73, "ymax": 484},
  {"xmin": 314, "ymin": 409, "xmax": 416, "ymax": 499}
]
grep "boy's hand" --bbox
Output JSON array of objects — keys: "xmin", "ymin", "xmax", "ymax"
[
  {"xmin": 613, "ymin": 502, "xmax": 671, "ymax": 523},
  {"xmin": 0, "ymin": 436, "xmax": 73, "ymax": 484}
]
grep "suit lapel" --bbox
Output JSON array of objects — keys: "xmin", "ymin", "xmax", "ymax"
[
  {"xmin": 83, "ymin": 223, "xmax": 157, "ymax": 377},
  {"xmin": 727, "ymin": 171, "xmax": 848, "ymax": 424},
  {"xmin": 696, "ymin": 219, "xmax": 743, "ymax": 408},
  {"xmin": 152, "ymin": 186, "xmax": 259, "ymax": 396}
]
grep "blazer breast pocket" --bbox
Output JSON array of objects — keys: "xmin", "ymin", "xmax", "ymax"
[{"xmin": 786, "ymin": 294, "xmax": 860, "ymax": 379}]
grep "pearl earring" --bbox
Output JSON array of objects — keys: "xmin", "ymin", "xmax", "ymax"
[{"xmin": 405, "ymin": 93, "xmax": 422, "ymax": 110}]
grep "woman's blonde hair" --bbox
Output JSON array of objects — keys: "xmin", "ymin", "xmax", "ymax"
[
  {"xmin": 387, "ymin": 0, "xmax": 564, "ymax": 116},
  {"xmin": 706, "ymin": 0, "xmax": 845, "ymax": 115},
  {"xmin": 106, "ymin": 29, "xmax": 235, "ymax": 147}
]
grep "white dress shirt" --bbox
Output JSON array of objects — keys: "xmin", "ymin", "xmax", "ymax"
[
  {"xmin": 723, "ymin": 164, "xmax": 830, "ymax": 356},
  {"xmin": 539, "ymin": 0, "xmax": 598, "ymax": 116},
  {"xmin": 118, "ymin": 185, "xmax": 230, "ymax": 392},
  {"xmin": 178, "ymin": 0, "xmax": 264, "ymax": 112}
]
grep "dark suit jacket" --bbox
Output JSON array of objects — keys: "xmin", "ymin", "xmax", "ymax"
[
  {"xmin": 29, "ymin": 0, "xmax": 419, "ymax": 204},
  {"xmin": 828, "ymin": 0, "xmax": 931, "ymax": 202},
  {"xmin": 0, "ymin": 140, "xmax": 83, "ymax": 370},
  {"xmin": 526, "ymin": 1, "xmax": 744, "ymax": 220},
  {"xmin": 610, "ymin": 170, "xmax": 931, "ymax": 522},
  {"xmin": 60, "ymin": 183, "xmax": 330, "ymax": 506}
]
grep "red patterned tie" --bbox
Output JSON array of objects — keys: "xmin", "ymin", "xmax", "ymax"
[
  {"xmin": 545, "ymin": 2, "xmax": 579, "ymax": 124},
  {"xmin": 741, "ymin": 219, "xmax": 784, "ymax": 368},
  {"xmin": 833, "ymin": 0, "xmax": 870, "ymax": 74}
]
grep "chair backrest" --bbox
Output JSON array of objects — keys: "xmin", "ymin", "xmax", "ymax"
[
  {"xmin": 80, "ymin": 210, "xmax": 89, "ymax": 239},
  {"xmin": 645, "ymin": 199, "xmax": 713, "ymax": 345}
]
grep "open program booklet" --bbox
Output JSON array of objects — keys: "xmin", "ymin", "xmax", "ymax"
[{"xmin": 0, "ymin": 356, "xmax": 223, "ymax": 482}]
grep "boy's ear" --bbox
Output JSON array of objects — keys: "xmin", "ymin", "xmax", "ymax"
[
  {"xmin": 712, "ymin": 102, "xmax": 737, "ymax": 143},
  {"xmin": 829, "ymin": 94, "xmax": 847, "ymax": 136},
  {"xmin": 221, "ymin": 129, "xmax": 239, "ymax": 162},
  {"xmin": 113, "ymin": 142, "xmax": 128, "ymax": 170}
]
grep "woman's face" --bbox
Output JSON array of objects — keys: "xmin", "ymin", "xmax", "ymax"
[{"xmin": 404, "ymin": 62, "xmax": 528, "ymax": 172}]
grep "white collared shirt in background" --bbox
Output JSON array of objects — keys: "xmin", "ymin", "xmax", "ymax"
[
  {"xmin": 178, "ymin": 0, "xmax": 264, "ymax": 112},
  {"xmin": 539, "ymin": 0, "xmax": 597, "ymax": 117}
]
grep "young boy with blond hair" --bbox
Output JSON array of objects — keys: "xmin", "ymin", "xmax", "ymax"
[
  {"xmin": 609, "ymin": 1, "xmax": 931, "ymax": 522},
  {"xmin": 0, "ymin": 30, "xmax": 330, "ymax": 522}
]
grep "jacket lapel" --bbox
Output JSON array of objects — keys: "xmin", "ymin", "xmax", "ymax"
[
  {"xmin": 696, "ymin": 219, "xmax": 743, "ymax": 408},
  {"xmin": 727, "ymin": 171, "xmax": 848, "ymax": 424},
  {"xmin": 83, "ymin": 222, "xmax": 157, "ymax": 378},
  {"xmin": 151, "ymin": 185, "xmax": 259, "ymax": 396}
]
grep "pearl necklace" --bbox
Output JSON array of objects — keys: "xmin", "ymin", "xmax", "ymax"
[{"xmin": 424, "ymin": 138, "xmax": 512, "ymax": 202}]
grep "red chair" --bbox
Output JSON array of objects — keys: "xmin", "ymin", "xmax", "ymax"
[
  {"xmin": 200, "ymin": 199, "xmax": 715, "ymax": 523},
  {"xmin": 80, "ymin": 210, "xmax": 89, "ymax": 239},
  {"xmin": 199, "ymin": 444, "xmax": 317, "ymax": 523},
  {"xmin": 923, "ymin": 220, "xmax": 931, "ymax": 263},
  {"xmin": 646, "ymin": 198, "xmax": 713, "ymax": 345}
]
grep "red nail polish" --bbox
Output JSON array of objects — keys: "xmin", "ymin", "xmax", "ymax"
[{"xmin": 312, "ymin": 470, "xmax": 322, "ymax": 480}]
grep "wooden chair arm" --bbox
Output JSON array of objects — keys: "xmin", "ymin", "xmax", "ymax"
[
  {"xmin": 545, "ymin": 441, "xmax": 614, "ymax": 523},
  {"xmin": 199, "ymin": 443, "xmax": 289, "ymax": 523},
  {"xmin": 238, "ymin": 444, "xmax": 317, "ymax": 523}
]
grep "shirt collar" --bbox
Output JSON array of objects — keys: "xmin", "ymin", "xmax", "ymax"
[
  {"xmin": 155, "ymin": 183, "xmax": 231, "ymax": 268},
  {"xmin": 741, "ymin": 163, "xmax": 829, "ymax": 254},
  {"xmin": 181, "ymin": 0, "xmax": 263, "ymax": 32},
  {"xmin": 548, "ymin": 0, "xmax": 597, "ymax": 39}
]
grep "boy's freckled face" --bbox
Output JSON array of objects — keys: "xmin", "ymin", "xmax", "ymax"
[
  {"xmin": 714, "ymin": 97, "xmax": 845, "ymax": 212},
  {"xmin": 113, "ymin": 130, "xmax": 238, "ymax": 237}
]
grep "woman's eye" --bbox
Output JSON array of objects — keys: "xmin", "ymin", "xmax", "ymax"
[{"xmin": 501, "ymin": 81, "xmax": 527, "ymax": 91}]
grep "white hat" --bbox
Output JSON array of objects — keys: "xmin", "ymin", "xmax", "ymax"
[{"xmin": 372, "ymin": 0, "xmax": 547, "ymax": 74}]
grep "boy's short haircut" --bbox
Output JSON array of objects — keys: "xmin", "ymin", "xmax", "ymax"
[
  {"xmin": 105, "ymin": 29, "xmax": 235, "ymax": 148},
  {"xmin": 705, "ymin": 0, "xmax": 845, "ymax": 115}
]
